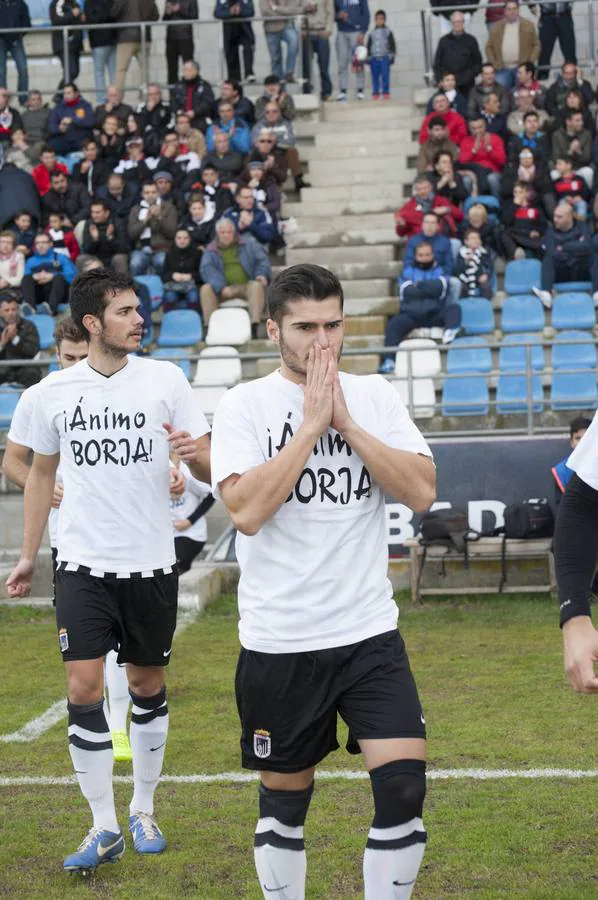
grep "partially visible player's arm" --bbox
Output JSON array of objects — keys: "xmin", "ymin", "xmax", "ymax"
[
  {"xmin": 1, "ymin": 439, "xmax": 30, "ymax": 488},
  {"xmin": 5, "ymin": 451, "xmax": 59, "ymax": 598},
  {"xmin": 554, "ymin": 473, "xmax": 598, "ymax": 693},
  {"xmin": 165, "ymin": 426, "xmax": 211, "ymax": 484}
]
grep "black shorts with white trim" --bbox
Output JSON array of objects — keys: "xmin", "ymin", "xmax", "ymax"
[
  {"xmin": 54, "ymin": 563, "xmax": 178, "ymax": 666},
  {"xmin": 236, "ymin": 629, "xmax": 425, "ymax": 773}
]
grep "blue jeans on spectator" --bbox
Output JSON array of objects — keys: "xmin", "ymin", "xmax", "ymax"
[
  {"xmin": 0, "ymin": 37, "xmax": 28, "ymax": 104},
  {"xmin": 370, "ymin": 56, "xmax": 390, "ymax": 96},
  {"xmin": 301, "ymin": 33, "xmax": 332, "ymax": 99},
  {"xmin": 266, "ymin": 27, "xmax": 298, "ymax": 79},
  {"xmin": 130, "ymin": 249, "xmax": 166, "ymax": 276},
  {"xmin": 92, "ymin": 45, "xmax": 117, "ymax": 102},
  {"xmin": 163, "ymin": 286, "xmax": 200, "ymax": 314},
  {"xmin": 495, "ymin": 67, "xmax": 517, "ymax": 90}
]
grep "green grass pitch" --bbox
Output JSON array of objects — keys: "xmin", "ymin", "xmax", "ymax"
[{"xmin": 2, "ymin": 592, "xmax": 598, "ymax": 898}]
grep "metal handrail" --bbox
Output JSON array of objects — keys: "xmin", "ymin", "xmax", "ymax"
[
  {"xmin": 421, "ymin": 0, "xmax": 596, "ymax": 86},
  {"xmin": 0, "ymin": 13, "xmax": 307, "ymax": 96}
]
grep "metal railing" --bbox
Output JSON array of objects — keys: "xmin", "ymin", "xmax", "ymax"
[
  {"xmin": 421, "ymin": 0, "xmax": 596, "ymax": 86},
  {"xmin": 1, "ymin": 335, "xmax": 596, "ymax": 438},
  {"xmin": 0, "ymin": 13, "xmax": 307, "ymax": 98}
]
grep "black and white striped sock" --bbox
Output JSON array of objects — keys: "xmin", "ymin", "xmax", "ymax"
[{"xmin": 68, "ymin": 699, "xmax": 119, "ymax": 833}]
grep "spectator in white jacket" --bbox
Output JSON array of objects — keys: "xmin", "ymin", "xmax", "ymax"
[{"xmin": 0, "ymin": 231, "xmax": 25, "ymax": 289}]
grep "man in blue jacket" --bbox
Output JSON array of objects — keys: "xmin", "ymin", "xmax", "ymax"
[
  {"xmin": 200, "ymin": 217, "xmax": 271, "ymax": 338},
  {"xmin": 224, "ymin": 184, "xmax": 278, "ymax": 246},
  {"xmin": 379, "ymin": 240, "xmax": 462, "ymax": 372},
  {"xmin": 48, "ymin": 82, "xmax": 95, "ymax": 156},
  {"xmin": 335, "ymin": 0, "xmax": 369, "ymax": 101},
  {"xmin": 552, "ymin": 416, "xmax": 591, "ymax": 504},
  {"xmin": 20, "ymin": 232, "xmax": 76, "ymax": 314},
  {"xmin": 206, "ymin": 100, "xmax": 252, "ymax": 155},
  {"xmin": 533, "ymin": 203, "xmax": 598, "ymax": 308}
]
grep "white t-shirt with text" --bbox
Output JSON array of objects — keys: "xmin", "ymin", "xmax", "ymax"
[
  {"xmin": 8, "ymin": 381, "xmax": 61, "ymax": 548},
  {"xmin": 30, "ymin": 355, "xmax": 210, "ymax": 573},
  {"xmin": 211, "ymin": 370, "xmax": 432, "ymax": 653},
  {"xmin": 170, "ymin": 462, "xmax": 212, "ymax": 543}
]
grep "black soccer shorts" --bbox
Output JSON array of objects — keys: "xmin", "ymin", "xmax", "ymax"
[
  {"xmin": 236, "ymin": 629, "xmax": 426, "ymax": 772},
  {"xmin": 54, "ymin": 564, "xmax": 178, "ymax": 666}
]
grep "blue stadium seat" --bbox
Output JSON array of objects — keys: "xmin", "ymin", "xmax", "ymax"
[
  {"xmin": 446, "ymin": 336, "xmax": 492, "ymax": 373},
  {"xmin": 456, "ymin": 298, "xmax": 494, "ymax": 335},
  {"xmin": 151, "ymin": 347, "xmax": 192, "ymax": 380},
  {"xmin": 554, "ymin": 281, "xmax": 592, "ymax": 294},
  {"xmin": 0, "ymin": 386, "xmax": 22, "ymax": 429},
  {"xmin": 156, "ymin": 310, "xmax": 203, "ymax": 347},
  {"xmin": 504, "ymin": 259, "xmax": 542, "ymax": 296},
  {"xmin": 552, "ymin": 293, "xmax": 595, "ymax": 331},
  {"xmin": 499, "ymin": 333, "xmax": 544, "ymax": 372},
  {"xmin": 552, "ymin": 331, "xmax": 596, "ymax": 370},
  {"xmin": 442, "ymin": 376, "xmax": 489, "ymax": 416},
  {"xmin": 31, "ymin": 314, "xmax": 55, "ymax": 350},
  {"xmin": 135, "ymin": 274, "xmax": 164, "ymax": 311},
  {"xmin": 496, "ymin": 375, "xmax": 544, "ymax": 413},
  {"xmin": 551, "ymin": 372, "xmax": 598, "ymax": 410},
  {"xmin": 501, "ymin": 294, "xmax": 545, "ymax": 333}
]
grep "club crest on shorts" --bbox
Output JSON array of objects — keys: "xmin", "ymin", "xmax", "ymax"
[
  {"xmin": 253, "ymin": 729, "xmax": 271, "ymax": 759},
  {"xmin": 58, "ymin": 628, "xmax": 69, "ymax": 653}
]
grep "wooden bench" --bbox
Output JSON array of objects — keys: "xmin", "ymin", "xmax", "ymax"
[{"xmin": 405, "ymin": 536, "xmax": 556, "ymax": 602}]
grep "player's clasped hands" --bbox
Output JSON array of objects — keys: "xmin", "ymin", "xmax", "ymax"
[{"xmin": 302, "ymin": 345, "xmax": 352, "ymax": 437}]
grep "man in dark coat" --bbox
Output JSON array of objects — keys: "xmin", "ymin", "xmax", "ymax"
[
  {"xmin": 433, "ymin": 10, "xmax": 482, "ymax": 96},
  {"xmin": 0, "ymin": 291, "xmax": 40, "ymax": 386}
]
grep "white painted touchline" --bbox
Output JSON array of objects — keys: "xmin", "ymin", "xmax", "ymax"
[
  {"xmin": 2, "ymin": 768, "xmax": 598, "ymax": 787},
  {"xmin": 0, "ymin": 605, "xmax": 200, "ymax": 743}
]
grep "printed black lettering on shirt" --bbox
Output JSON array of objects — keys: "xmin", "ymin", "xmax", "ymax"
[{"xmin": 65, "ymin": 396, "xmax": 152, "ymax": 467}]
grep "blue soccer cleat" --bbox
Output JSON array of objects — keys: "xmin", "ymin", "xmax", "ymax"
[
  {"xmin": 128, "ymin": 812, "xmax": 167, "ymax": 854},
  {"xmin": 63, "ymin": 827, "xmax": 124, "ymax": 874}
]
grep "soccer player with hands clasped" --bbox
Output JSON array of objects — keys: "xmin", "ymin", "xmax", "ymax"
[{"xmin": 211, "ymin": 263, "xmax": 436, "ymax": 899}]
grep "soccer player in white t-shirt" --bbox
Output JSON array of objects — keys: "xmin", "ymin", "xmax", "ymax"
[
  {"xmin": 5, "ymin": 268, "xmax": 211, "ymax": 874},
  {"xmin": 554, "ymin": 414, "xmax": 598, "ymax": 692},
  {"xmin": 2, "ymin": 318, "xmax": 136, "ymax": 757},
  {"xmin": 210, "ymin": 264, "xmax": 436, "ymax": 900}
]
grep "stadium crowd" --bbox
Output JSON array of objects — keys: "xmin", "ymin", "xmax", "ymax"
[{"xmin": 382, "ymin": 1, "xmax": 598, "ymax": 371}]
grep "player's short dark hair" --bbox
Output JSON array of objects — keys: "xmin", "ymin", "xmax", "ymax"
[
  {"xmin": 570, "ymin": 416, "xmax": 592, "ymax": 436},
  {"xmin": 224, "ymin": 78, "xmax": 243, "ymax": 95},
  {"xmin": 267, "ymin": 264, "xmax": 343, "ymax": 324},
  {"xmin": 70, "ymin": 268, "xmax": 136, "ymax": 336},
  {"xmin": 54, "ymin": 316, "xmax": 86, "ymax": 347}
]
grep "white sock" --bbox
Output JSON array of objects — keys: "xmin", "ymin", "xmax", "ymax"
[
  {"xmin": 254, "ymin": 819, "xmax": 306, "ymax": 900},
  {"xmin": 363, "ymin": 818, "xmax": 427, "ymax": 899},
  {"xmin": 104, "ymin": 650, "xmax": 130, "ymax": 733},
  {"xmin": 67, "ymin": 699, "xmax": 119, "ymax": 833},
  {"xmin": 129, "ymin": 688, "xmax": 168, "ymax": 817}
]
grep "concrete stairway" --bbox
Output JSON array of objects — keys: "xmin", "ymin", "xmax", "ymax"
[{"xmin": 283, "ymin": 100, "xmax": 418, "ymax": 373}]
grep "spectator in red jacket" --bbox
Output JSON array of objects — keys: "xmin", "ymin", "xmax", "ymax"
[
  {"xmin": 395, "ymin": 174, "xmax": 463, "ymax": 239},
  {"xmin": 419, "ymin": 92, "xmax": 468, "ymax": 146},
  {"xmin": 32, "ymin": 145, "xmax": 68, "ymax": 197},
  {"xmin": 458, "ymin": 116, "xmax": 506, "ymax": 197}
]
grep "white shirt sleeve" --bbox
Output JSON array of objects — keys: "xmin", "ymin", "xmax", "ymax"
[
  {"xmin": 567, "ymin": 414, "xmax": 598, "ymax": 489},
  {"xmin": 30, "ymin": 387, "xmax": 60, "ymax": 456},
  {"xmin": 210, "ymin": 386, "xmax": 267, "ymax": 499},
  {"xmin": 6, "ymin": 386, "xmax": 36, "ymax": 446},
  {"xmin": 169, "ymin": 365, "xmax": 211, "ymax": 439},
  {"xmin": 377, "ymin": 376, "xmax": 434, "ymax": 458}
]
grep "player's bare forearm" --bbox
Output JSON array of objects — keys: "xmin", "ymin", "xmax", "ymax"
[
  {"xmin": 187, "ymin": 434, "xmax": 212, "ymax": 484},
  {"xmin": 21, "ymin": 453, "xmax": 59, "ymax": 562},
  {"xmin": 220, "ymin": 423, "xmax": 321, "ymax": 535},
  {"xmin": 2, "ymin": 440, "xmax": 30, "ymax": 489},
  {"xmin": 340, "ymin": 422, "xmax": 436, "ymax": 512}
]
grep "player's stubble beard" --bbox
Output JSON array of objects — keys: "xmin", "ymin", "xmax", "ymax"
[
  {"xmin": 97, "ymin": 326, "xmax": 141, "ymax": 360},
  {"xmin": 278, "ymin": 332, "xmax": 343, "ymax": 379}
]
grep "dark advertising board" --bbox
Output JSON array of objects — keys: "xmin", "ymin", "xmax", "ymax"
[{"xmin": 387, "ymin": 434, "xmax": 569, "ymax": 557}]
